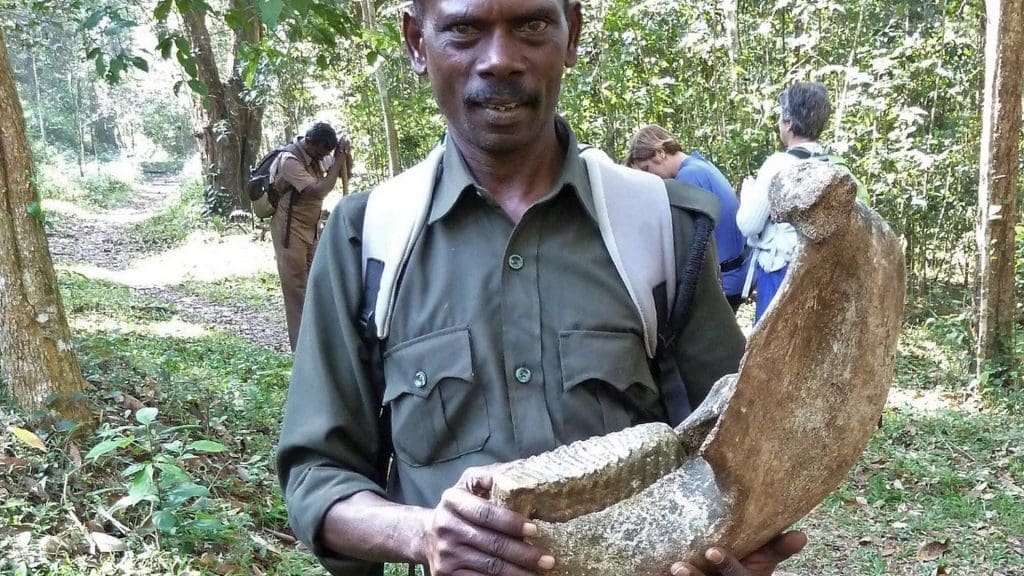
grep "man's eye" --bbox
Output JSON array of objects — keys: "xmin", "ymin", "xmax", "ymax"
[
  {"xmin": 521, "ymin": 20, "xmax": 549, "ymax": 33},
  {"xmin": 450, "ymin": 24, "xmax": 476, "ymax": 35}
]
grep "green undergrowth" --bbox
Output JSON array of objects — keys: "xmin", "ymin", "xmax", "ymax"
[
  {"xmin": 36, "ymin": 158, "xmax": 138, "ymax": 210},
  {"xmin": 789, "ymin": 408, "xmax": 1024, "ymax": 575},
  {"xmin": 1, "ymin": 274, "xmax": 314, "ymax": 575},
  {"xmin": 5, "ymin": 243, "xmax": 1023, "ymax": 575},
  {"xmin": 179, "ymin": 272, "xmax": 281, "ymax": 311},
  {"xmin": 124, "ymin": 179, "xmax": 203, "ymax": 253}
]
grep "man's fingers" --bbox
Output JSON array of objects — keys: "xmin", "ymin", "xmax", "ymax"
[
  {"xmin": 445, "ymin": 490, "xmax": 536, "ymax": 537},
  {"xmin": 766, "ymin": 531, "xmax": 808, "ymax": 560},
  {"xmin": 670, "ymin": 562, "xmax": 706, "ymax": 576},
  {"xmin": 704, "ymin": 548, "xmax": 749, "ymax": 576}
]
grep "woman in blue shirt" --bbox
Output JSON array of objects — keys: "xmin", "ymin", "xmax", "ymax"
[{"xmin": 627, "ymin": 124, "xmax": 751, "ymax": 312}]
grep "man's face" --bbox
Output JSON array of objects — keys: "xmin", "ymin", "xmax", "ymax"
[{"xmin": 403, "ymin": 0, "xmax": 582, "ymax": 156}]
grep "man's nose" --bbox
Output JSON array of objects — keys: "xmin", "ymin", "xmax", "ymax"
[{"xmin": 476, "ymin": 29, "xmax": 524, "ymax": 78}]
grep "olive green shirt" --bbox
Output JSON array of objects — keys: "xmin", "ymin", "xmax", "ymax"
[{"xmin": 276, "ymin": 121, "xmax": 745, "ymax": 575}]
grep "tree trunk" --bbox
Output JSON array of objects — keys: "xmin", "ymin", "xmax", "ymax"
[
  {"xmin": 180, "ymin": 0, "xmax": 263, "ymax": 215},
  {"xmin": 721, "ymin": 0, "xmax": 739, "ymax": 66},
  {"xmin": 29, "ymin": 51, "xmax": 44, "ymax": 141},
  {"xmin": 0, "ymin": 32, "xmax": 91, "ymax": 425},
  {"xmin": 361, "ymin": 0, "xmax": 401, "ymax": 176},
  {"xmin": 71, "ymin": 77, "xmax": 84, "ymax": 177},
  {"xmin": 975, "ymin": 0, "xmax": 1024, "ymax": 379}
]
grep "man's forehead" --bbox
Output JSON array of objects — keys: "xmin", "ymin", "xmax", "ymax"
[{"xmin": 416, "ymin": 0, "xmax": 570, "ymax": 17}]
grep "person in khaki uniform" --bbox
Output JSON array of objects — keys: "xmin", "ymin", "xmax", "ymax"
[
  {"xmin": 270, "ymin": 122, "xmax": 351, "ymax": 351},
  {"xmin": 276, "ymin": 1, "xmax": 806, "ymax": 575}
]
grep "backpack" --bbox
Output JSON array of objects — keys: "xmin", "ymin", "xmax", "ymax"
[
  {"xmin": 247, "ymin": 146, "xmax": 291, "ymax": 219},
  {"xmin": 788, "ymin": 147, "xmax": 870, "ymax": 205},
  {"xmin": 358, "ymin": 143, "xmax": 716, "ymax": 425}
]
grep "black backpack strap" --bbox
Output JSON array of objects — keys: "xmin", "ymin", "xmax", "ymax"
[
  {"xmin": 654, "ymin": 212, "xmax": 715, "ymax": 426},
  {"xmin": 787, "ymin": 147, "xmax": 813, "ymax": 160}
]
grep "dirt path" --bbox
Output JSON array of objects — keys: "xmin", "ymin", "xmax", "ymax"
[{"xmin": 46, "ymin": 175, "xmax": 291, "ymax": 353}]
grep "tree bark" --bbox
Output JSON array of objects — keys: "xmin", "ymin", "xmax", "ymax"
[
  {"xmin": 975, "ymin": 0, "xmax": 1024, "ymax": 379},
  {"xmin": 0, "ymin": 31, "xmax": 91, "ymax": 425},
  {"xmin": 180, "ymin": 0, "xmax": 264, "ymax": 214},
  {"xmin": 361, "ymin": 0, "xmax": 401, "ymax": 176}
]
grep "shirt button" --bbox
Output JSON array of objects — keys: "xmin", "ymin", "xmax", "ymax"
[
  {"xmin": 508, "ymin": 254, "xmax": 524, "ymax": 270},
  {"xmin": 514, "ymin": 367, "xmax": 532, "ymax": 384},
  {"xmin": 413, "ymin": 371, "xmax": 427, "ymax": 388}
]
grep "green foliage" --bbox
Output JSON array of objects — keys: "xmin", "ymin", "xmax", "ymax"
[
  {"xmin": 789, "ymin": 408, "xmax": 1024, "ymax": 575},
  {"xmin": 78, "ymin": 172, "xmax": 134, "ymax": 208},
  {"xmin": 125, "ymin": 180, "xmax": 203, "ymax": 252},
  {"xmin": 0, "ymin": 272, "xmax": 310, "ymax": 574},
  {"xmin": 180, "ymin": 272, "xmax": 281, "ymax": 311},
  {"xmin": 84, "ymin": 407, "xmax": 231, "ymax": 540},
  {"xmin": 58, "ymin": 271, "xmax": 174, "ymax": 322}
]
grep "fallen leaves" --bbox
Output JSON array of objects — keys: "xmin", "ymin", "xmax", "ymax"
[
  {"xmin": 916, "ymin": 538, "xmax": 950, "ymax": 562},
  {"xmin": 7, "ymin": 426, "xmax": 46, "ymax": 451},
  {"xmin": 89, "ymin": 532, "xmax": 127, "ymax": 553}
]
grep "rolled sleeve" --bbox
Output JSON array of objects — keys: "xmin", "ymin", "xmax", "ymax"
[{"xmin": 275, "ymin": 192, "xmax": 389, "ymax": 574}]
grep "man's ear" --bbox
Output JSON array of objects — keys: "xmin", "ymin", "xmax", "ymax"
[
  {"xmin": 402, "ymin": 10, "xmax": 428, "ymax": 76},
  {"xmin": 564, "ymin": 1, "xmax": 583, "ymax": 68}
]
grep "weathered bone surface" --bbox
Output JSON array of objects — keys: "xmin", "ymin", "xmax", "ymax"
[{"xmin": 489, "ymin": 162, "xmax": 906, "ymax": 575}]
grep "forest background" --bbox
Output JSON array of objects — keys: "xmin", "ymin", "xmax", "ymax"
[{"xmin": 0, "ymin": 0, "xmax": 1022, "ymax": 574}]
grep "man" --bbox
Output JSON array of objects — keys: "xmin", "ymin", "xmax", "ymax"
[
  {"xmin": 276, "ymin": 2, "xmax": 806, "ymax": 575},
  {"xmin": 627, "ymin": 124, "xmax": 752, "ymax": 312},
  {"xmin": 737, "ymin": 82, "xmax": 832, "ymax": 324},
  {"xmin": 269, "ymin": 121, "xmax": 351, "ymax": 350}
]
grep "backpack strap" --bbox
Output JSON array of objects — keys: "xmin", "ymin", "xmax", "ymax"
[
  {"xmin": 787, "ymin": 147, "xmax": 814, "ymax": 160},
  {"xmin": 361, "ymin": 145, "xmax": 446, "ymax": 339},
  {"xmin": 655, "ymin": 210, "xmax": 715, "ymax": 425},
  {"xmin": 580, "ymin": 147, "xmax": 675, "ymax": 358}
]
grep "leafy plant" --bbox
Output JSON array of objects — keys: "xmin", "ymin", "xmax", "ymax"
[
  {"xmin": 85, "ymin": 407, "xmax": 231, "ymax": 538},
  {"xmin": 78, "ymin": 173, "xmax": 134, "ymax": 208}
]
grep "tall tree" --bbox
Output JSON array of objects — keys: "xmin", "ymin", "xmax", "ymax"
[
  {"xmin": 176, "ymin": 0, "xmax": 264, "ymax": 214},
  {"xmin": 361, "ymin": 0, "xmax": 400, "ymax": 176},
  {"xmin": 975, "ymin": 0, "xmax": 1024, "ymax": 379},
  {"xmin": 0, "ymin": 31, "xmax": 91, "ymax": 425}
]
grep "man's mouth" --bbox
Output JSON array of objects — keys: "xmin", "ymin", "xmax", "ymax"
[{"xmin": 480, "ymin": 102, "xmax": 522, "ymax": 112}]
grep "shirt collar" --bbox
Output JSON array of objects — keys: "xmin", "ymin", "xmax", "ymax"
[
  {"xmin": 292, "ymin": 137, "xmax": 314, "ymax": 165},
  {"xmin": 428, "ymin": 117, "xmax": 596, "ymax": 224}
]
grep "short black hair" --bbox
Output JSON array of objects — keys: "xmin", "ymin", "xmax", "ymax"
[
  {"xmin": 779, "ymin": 82, "xmax": 832, "ymax": 140},
  {"xmin": 305, "ymin": 122, "xmax": 339, "ymax": 151}
]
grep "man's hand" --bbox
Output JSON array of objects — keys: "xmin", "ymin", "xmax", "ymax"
[
  {"xmin": 334, "ymin": 136, "xmax": 353, "ymax": 181},
  {"xmin": 670, "ymin": 531, "xmax": 807, "ymax": 576},
  {"xmin": 422, "ymin": 467, "xmax": 555, "ymax": 576}
]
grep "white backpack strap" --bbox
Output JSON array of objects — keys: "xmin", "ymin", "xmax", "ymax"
[
  {"xmin": 581, "ymin": 147, "xmax": 676, "ymax": 358},
  {"xmin": 362, "ymin": 144, "xmax": 446, "ymax": 340}
]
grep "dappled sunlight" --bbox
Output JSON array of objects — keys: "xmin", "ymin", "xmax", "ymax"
[
  {"xmin": 70, "ymin": 314, "xmax": 210, "ymax": 340},
  {"xmin": 886, "ymin": 386, "xmax": 982, "ymax": 414},
  {"xmin": 58, "ymin": 230, "xmax": 276, "ymax": 288},
  {"xmin": 125, "ymin": 230, "xmax": 277, "ymax": 287}
]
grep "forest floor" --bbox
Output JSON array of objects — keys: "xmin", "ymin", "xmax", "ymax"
[{"xmin": 2, "ymin": 168, "xmax": 1023, "ymax": 576}]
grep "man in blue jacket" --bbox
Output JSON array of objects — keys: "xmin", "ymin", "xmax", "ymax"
[{"xmin": 628, "ymin": 125, "xmax": 752, "ymax": 312}]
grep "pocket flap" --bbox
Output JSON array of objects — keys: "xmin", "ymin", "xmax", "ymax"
[
  {"xmin": 383, "ymin": 327, "xmax": 473, "ymax": 404},
  {"xmin": 559, "ymin": 330, "xmax": 656, "ymax": 393}
]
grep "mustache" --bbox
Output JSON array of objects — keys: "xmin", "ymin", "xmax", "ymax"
[{"xmin": 464, "ymin": 82, "xmax": 540, "ymax": 107}]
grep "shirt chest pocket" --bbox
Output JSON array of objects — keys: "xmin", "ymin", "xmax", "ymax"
[
  {"xmin": 383, "ymin": 327, "xmax": 489, "ymax": 467},
  {"xmin": 559, "ymin": 330, "xmax": 662, "ymax": 435}
]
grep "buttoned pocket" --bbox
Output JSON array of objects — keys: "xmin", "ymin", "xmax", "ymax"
[
  {"xmin": 383, "ymin": 327, "xmax": 489, "ymax": 467},
  {"xmin": 559, "ymin": 330, "xmax": 660, "ymax": 434}
]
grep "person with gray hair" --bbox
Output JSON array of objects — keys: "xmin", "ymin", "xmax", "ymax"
[{"xmin": 736, "ymin": 81, "xmax": 832, "ymax": 324}]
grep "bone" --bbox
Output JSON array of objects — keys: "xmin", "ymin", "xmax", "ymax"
[{"xmin": 487, "ymin": 160, "xmax": 906, "ymax": 575}]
